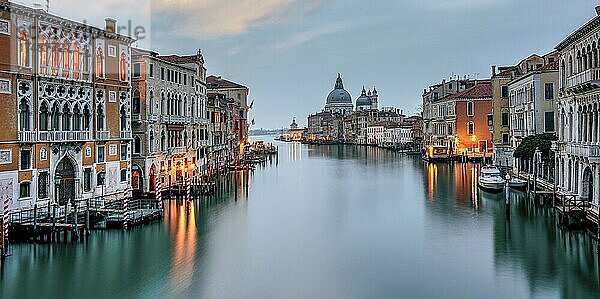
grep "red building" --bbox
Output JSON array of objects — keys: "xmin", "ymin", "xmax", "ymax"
[{"xmin": 449, "ymin": 81, "xmax": 493, "ymax": 157}]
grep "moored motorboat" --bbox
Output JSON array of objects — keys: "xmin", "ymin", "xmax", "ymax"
[
  {"xmin": 507, "ymin": 176, "xmax": 527, "ymax": 191},
  {"xmin": 478, "ymin": 166, "xmax": 506, "ymax": 192}
]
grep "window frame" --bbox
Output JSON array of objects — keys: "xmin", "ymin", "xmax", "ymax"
[
  {"xmin": 19, "ymin": 181, "xmax": 32, "ymax": 199},
  {"xmin": 20, "ymin": 148, "xmax": 32, "ymax": 170},
  {"xmin": 97, "ymin": 145, "xmax": 105, "ymax": 163}
]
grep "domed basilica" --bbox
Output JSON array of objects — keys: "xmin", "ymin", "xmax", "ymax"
[{"xmin": 324, "ymin": 74, "xmax": 378, "ymax": 115}]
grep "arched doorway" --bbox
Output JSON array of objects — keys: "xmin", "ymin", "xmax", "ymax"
[
  {"xmin": 55, "ymin": 157, "xmax": 76, "ymax": 205},
  {"xmin": 582, "ymin": 166, "xmax": 593, "ymax": 202},
  {"xmin": 132, "ymin": 167, "xmax": 143, "ymax": 192},
  {"xmin": 149, "ymin": 166, "xmax": 156, "ymax": 191}
]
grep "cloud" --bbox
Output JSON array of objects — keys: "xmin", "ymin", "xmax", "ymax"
[{"xmin": 274, "ymin": 23, "xmax": 346, "ymax": 50}]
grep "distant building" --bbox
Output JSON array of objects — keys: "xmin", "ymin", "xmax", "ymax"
[{"xmin": 490, "ymin": 65, "xmax": 519, "ymax": 167}]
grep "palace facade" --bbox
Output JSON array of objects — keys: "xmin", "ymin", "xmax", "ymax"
[{"xmin": 0, "ymin": 1, "xmax": 134, "ymax": 211}]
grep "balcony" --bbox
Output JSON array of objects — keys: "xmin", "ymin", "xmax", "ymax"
[
  {"xmin": 161, "ymin": 115, "xmax": 169, "ymax": 122},
  {"xmin": 199, "ymin": 140, "xmax": 208, "ymax": 147},
  {"xmin": 564, "ymin": 143, "xmax": 600, "ymax": 163},
  {"xmin": 170, "ymin": 147, "xmax": 186, "ymax": 155},
  {"xmin": 567, "ymin": 68, "xmax": 600, "ymax": 93},
  {"xmin": 19, "ymin": 131, "xmax": 92, "ymax": 143},
  {"xmin": 170, "ymin": 115, "xmax": 186, "ymax": 123},
  {"xmin": 120, "ymin": 131, "xmax": 132, "ymax": 139},
  {"xmin": 97, "ymin": 131, "xmax": 110, "ymax": 140},
  {"xmin": 149, "ymin": 114, "xmax": 159, "ymax": 122}
]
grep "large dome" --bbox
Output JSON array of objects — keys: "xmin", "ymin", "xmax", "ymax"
[{"xmin": 326, "ymin": 74, "xmax": 352, "ymax": 104}]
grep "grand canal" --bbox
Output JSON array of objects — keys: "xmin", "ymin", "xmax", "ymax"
[{"xmin": 2, "ymin": 139, "xmax": 600, "ymax": 298}]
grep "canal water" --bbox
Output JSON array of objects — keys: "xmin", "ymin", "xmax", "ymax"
[{"xmin": 1, "ymin": 139, "xmax": 600, "ymax": 298}]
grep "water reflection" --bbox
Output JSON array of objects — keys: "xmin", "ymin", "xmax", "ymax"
[{"xmin": 1, "ymin": 141, "xmax": 599, "ymax": 298}]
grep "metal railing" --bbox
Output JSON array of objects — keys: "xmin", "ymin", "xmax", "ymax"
[
  {"xmin": 120, "ymin": 131, "xmax": 133, "ymax": 139},
  {"xmin": 564, "ymin": 143, "xmax": 600, "ymax": 157},
  {"xmin": 97, "ymin": 131, "xmax": 110, "ymax": 140},
  {"xmin": 20, "ymin": 131, "xmax": 92, "ymax": 142}
]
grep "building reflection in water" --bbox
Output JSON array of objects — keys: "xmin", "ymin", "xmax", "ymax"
[
  {"xmin": 166, "ymin": 200, "xmax": 198, "ymax": 296},
  {"xmin": 287, "ymin": 141, "xmax": 302, "ymax": 161}
]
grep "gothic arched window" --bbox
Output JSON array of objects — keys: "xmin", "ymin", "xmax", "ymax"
[
  {"xmin": 73, "ymin": 104, "xmax": 82, "ymax": 131},
  {"xmin": 83, "ymin": 105, "xmax": 91, "ymax": 130},
  {"xmin": 149, "ymin": 131, "xmax": 155, "ymax": 153},
  {"xmin": 149, "ymin": 90, "xmax": 154, "ymax": 115},
  {"xmin": 62, "ymin": 43, "xmax": 70, "ymax": 77},
  {"xmin": 51, "ymin": 102, "xmax": 60, "ymax": 130},
  {"xmin": 96, "ymin": 47, "xmax": 103, "ymax": 78},
  {"xmin": 18, "ymin": 29, "xmax": 30, "ymax": 67},
  {"xmin": 39, "ymin": 102, "xmax": 49, "ymax": 131},
  {"xmin": 467, "ymin": 121, "xmax": 474, "ymax": 135},
  {"xmin": 161, "ymin": 131, "xmax": 166, "ymax": 151},
  {"xmin": 19, "ymin": 98, "xmax": 30, "ymax": 131},
  {"xmin": 73, "ymin": 43, "xmax": 80, "ymax": 79},
  {"xmin": 134, "ymin": 135, "xmax": 141, "ymax": 154},
  {"xmin": 39, "ymin": 36, "xmax": 48, "ymax": 74},
  {"xmin": 51, "ymin": 38, "xmax": 60, "ymax": 76},
  {"xmin": 120, "ymin": 52, "xmax": 127, "ymax": 81},
  {"xmin": 62, "ymin": 104, "xmax": 71, "ymax": 131},
  {"xmin": 133, "ymin": 90, "xmax": 141, "ymax": 114},
  {"xmin": 97, "ymin": 104, "xmax": 105, "ymax": 131},
  {"xmin": 120, "ymin": 105, "xmax": 127, "ymax": 131}
]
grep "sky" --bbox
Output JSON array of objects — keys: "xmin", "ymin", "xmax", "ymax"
[{"xmin": 17, "ymin": 0, "xmax": 597, "ymax": 129}]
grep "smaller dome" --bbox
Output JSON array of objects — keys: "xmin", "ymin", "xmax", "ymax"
[{"xmin": 356, "ymin": 87, "xmax": 372, "ymax": 107}]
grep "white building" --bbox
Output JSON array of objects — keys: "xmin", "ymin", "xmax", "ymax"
[{"xmin": 555, "ymin": 6, "xmax": 600, "ymax": 209}]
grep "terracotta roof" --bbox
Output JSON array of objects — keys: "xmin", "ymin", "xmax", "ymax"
[
  {"xmin": 447, "ymin": 81, "xmax": 492, "ymax": 100},
  {"xmin": 207, "ymin": 75, "xmax": 248, "ymax": 90},
  {"xmin": 369, "ymin": 121, "xmax": 401, "ymax": 129}
]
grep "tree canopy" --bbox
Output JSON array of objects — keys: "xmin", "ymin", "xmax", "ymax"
[{"xmin": 513, "ymin": 133, "xmax": 558, "ymax": 160}]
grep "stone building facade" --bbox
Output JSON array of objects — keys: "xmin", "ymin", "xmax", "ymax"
[
  {"xmin": 131, "ymin": 48, "xmax": 209, "ymax": 195},
  {"xmin": 0, "ymin": 1, "xmax": 134, "ymax": 213},
  {"xmin": 554, "ymin": 6, "xmax": 600, "ymax": 208}
]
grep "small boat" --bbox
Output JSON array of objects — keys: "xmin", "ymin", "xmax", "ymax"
[
  {"xmin": 507, "ymin": 176, "xmax": 527, "ymax": 191},
  {"xmin": 478, "ymin": 166, "xmax": 506, "ymax": 192}
]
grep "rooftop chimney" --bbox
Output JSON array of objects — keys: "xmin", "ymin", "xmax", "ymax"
[
  {"xmin": 105, "ymin": 18, "xmax": 116, "ymax": 34},
  {"xmin": 596, "ymin": 6, "xmax": 600, "ymax": 16},
  {"xmin": 491, "ymin": 65, "xmax": 497, "ymax": 76}
]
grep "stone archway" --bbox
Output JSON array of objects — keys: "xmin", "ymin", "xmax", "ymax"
[
  {"xmin": 55, "ymin": 156, "xmax": 76, "ymax": 205},
  {"xmin": 582, "ymin": 166, "xmax": 593, "ymax": 203},
  {"xmin": 132, "ymin": 166, "xmax": 143, "ymax": 192},
  {"xmin": 149, "ymin": 165, "xmax": 156, "ymax": 192}
]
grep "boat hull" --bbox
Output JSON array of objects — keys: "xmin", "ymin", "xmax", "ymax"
[{"xmin": 478, "ymin": 181, "xmax": 505, "ymax": 192}]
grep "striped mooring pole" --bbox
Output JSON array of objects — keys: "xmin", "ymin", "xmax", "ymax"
[
  {"xmin": 156, "ymin": 176, "xmax": 162, "ymax": 210},
  {"xmin": 3, "ymin": 194, "xmax": 8, "ymax": 250},
  {"xmin": 123, "ymin": 186, "xmax": 129, "ymax": 230}
]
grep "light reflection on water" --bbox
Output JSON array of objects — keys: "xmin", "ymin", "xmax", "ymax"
[{"xmin": 0, "ymin": 139, "xmax": 599, "ymax": 299}]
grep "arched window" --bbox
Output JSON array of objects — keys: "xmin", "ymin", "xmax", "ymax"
[
  {"xmin": 62, "ymin": 42, "xmax": 70, "ymax": 77},
  {"xmin": 149, "ymin": 131, "xmax": 155, "ymax": 153},
  {"xmin": 120, "ymin": 105, "xmax": 127, "ymax": 131},
  {"xmin": 161, "ymin": 93, "xmax": 165, "ymax": 115},
  {"xmin": 149, "ymin": 90, "xmax": 154, "ymax": 115},
  {"xmin": 134, "ymin": 135, "xmax": 141, "ymax": 154},
  {"xmin": 161, "ymin": 131, "xmax": 166, "ymax": 151},
  {"xmin": 51, "ymin": 38, "xmax": 60, "ymax": 76},
  {"xmin": 39, "ymin": 102, "xmax": 49, "ymax": 131},
  {"xmin": 120, "ymin": 52, "xmax": 127, "ymax": 81},
  {"xmin": 569, "ymin": 55, "xmax": 573, "ymax": 76},
  {"xmin": 82, "ymin": 46, "xmax": 90, "ymax": 74},
  {"xmin": 466, "ymin": 101, "xmax": 474, "ymax": 116},
  {"xmin": 96, "ymin": 47, "xmax": 103, "ymax": 78},
  {"xmin": 467, "ymin": 121, "xmax": 474, "ymax": 135},
  {"xmin": 83, "ymin": 105, "xmax": 91, "ymax": 130},
  {"xmin": 97, "ymin": 104, "xmax": 105, "ymax": 131},
  {"xmin": 73, "ymin": 105, "xmax": 82, "ymax": 131},
  {"xmin": 51, "ymin": 102, "xmax": 60, "ymax": 130},
  {"xmin": 72, "ymin": 43, "xmax": 80, "ymax": 79},
  {"xmin": 62, "ymin": 104, "xmax": 71, "ymax": 131},
  {"xmin": 184, "ymin": 131, "xmax": 188, "ymax": 147},
  {"xmin": 18, "ymin": 28, "xmax": 29, "ymax": 67},
  {"xmin": 120, "ymin": 169, "xmax": 127, "ymax": 182},
  {"xmin": 19, "ymin": 98, "xmax": 30, "ymax": 131},
  {"xmin": 39, "ymin": 36, "xmax": 48, "ymax": 74},
  {"xmin": 133, "ymin": 90, "xmax": 141, "ymax": 114},
  {"xmin": 97, "ymin": 171, "xmax": 106, "ymax": 186}
]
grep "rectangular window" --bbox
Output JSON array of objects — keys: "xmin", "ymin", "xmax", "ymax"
[
  {"xmin": 184, "ymin": 74, "xmax": 187, "ymax": 85},
  {"xmin": 0, "ymin": 19, "xmax": 9, "ymax": 35},
  {"xmin": 149, "ymin": 64, "xmax": 154, "ymax": 78},
  {"xmin": 0, "ymin": 78, "xmax": 11, "ymax": 94},
  {"xmin": 97, "ymin": 146, "xmax": 105, "ymax": 163},
  {"xmin": 133, "ymin": 63, "xmax": 141, "ymax": 78},
  {"xmin": 467, "ymin": 102, "xmax": 474, "ymax": 116},
  {"xmin": 545, "ymin": 111, "xmax": 555, "ymax": 132},
  {"xmin": 20, "ymin": 149, "xmax": 31, "ymax": 170},
  {"xmin": 84, "ymin": 168, "xmax": 92, "ymax": 192},
  {"xmin": 501, "ymin": 112, "xmax": 509, "ymax": 127},
  {"xmin": 545, "ymin": 83, "xmax": 554, "ymax": 100},
  {"xmin": 502, "ymin": 133, "xmax": 509, "ymax": 145},
  {"xmin": 501, "ymin": 86, "xmax": 509, "ymax": 98},
  {"xmin": 20, "ymin": 182, "xmax": 31, "ymax": 198},
  {"xmin": 161, "ymin": 67, "xmax": 165, "ymax": 80},
  {"xmin": 121, "ymin": 144, "xmax": 128, "ymax": 161},
  {"xmin": 38, "ymin": 171, "xmax": 48, "ymax": 199}
]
